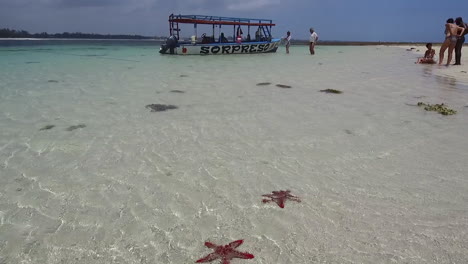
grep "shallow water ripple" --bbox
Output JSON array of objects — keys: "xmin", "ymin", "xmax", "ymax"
[{"xmin": 0, "ymin": 44, "xmax": 467, "ymax": 263}]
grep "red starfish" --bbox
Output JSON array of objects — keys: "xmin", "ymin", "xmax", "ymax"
[
  {"xmin": 195, "ymin": 239, "xmax": 254, "ymax": 264},
  {"xmin": 262, "ymin": 190, "xmax": 301, "ymax": 208}
]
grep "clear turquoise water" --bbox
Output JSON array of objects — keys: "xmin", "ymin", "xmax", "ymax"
[{"xmin": 1, "ymin": 41, "xmax": 468, "ymax": 264}]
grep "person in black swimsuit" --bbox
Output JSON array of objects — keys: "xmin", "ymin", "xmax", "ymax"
[{"xmin": 454, "ymin": 17, "xmax": 468, "ymax": 65}]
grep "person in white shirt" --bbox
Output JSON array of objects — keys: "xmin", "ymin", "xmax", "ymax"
[
  {"xmin": 309, "ymin": 28, "xmax": 318, "ymax": 55},
  {"xmin": 284, "ymin": 31, "xmax": 292, "ymax": 53}
]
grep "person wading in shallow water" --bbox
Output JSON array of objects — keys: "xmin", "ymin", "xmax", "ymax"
[
  {"xmin": 454, "ymin": 17, "xmax": 468, "ymax": 65},
  {"xmin": 309, "ymin": 28, "xmax": 318, "ymax": 55},
  {"xmin": 284, "ymin": 31, "xmax": 292, "ymax": 54}
]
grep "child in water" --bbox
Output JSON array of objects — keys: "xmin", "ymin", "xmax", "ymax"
[{"xmin": 417, "ymin": 43, "xmax": 436, "ymax": 64}]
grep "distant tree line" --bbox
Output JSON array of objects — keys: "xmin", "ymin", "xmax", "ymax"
[{"xmin": 0, "ymin": 28, "xmax": 155, "ymax": 39}]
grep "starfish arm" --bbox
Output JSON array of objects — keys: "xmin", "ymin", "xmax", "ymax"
[
  {"xmin": 277, "ymin": 200, "xmax": 285, "ymax": 208},
  {"xmin": 290, "ymin": 197, "xmax": 301, "ymax": 202},
  {"xmin": 262, "ymin": 194, "xmax": 274, "ymax": 198},
  {"xmin": 222, "ymin": 259, "xmax": 230, "ymax": 264},
  {"xmin": 204, "ymin": 242, "xmax": 218, "ymax": 249},
  {"xmin": 228, "ymin": 240, "xmax": 244, "ymax": 249},
  {"xmin": 232, "ymin": 250, "xmax": 255, "ymax": 259},
  {"xmin": 196, "ymin": 253, "xmax": 220, "ymax": 263},
  {"xmin": 285, "ymin": 194, "xmax": 300, "ymax": 200}
]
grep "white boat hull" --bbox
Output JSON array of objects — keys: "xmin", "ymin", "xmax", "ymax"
[{"xmin": 161, "ymin": 39, "xmax": 281, "ymax": 55}]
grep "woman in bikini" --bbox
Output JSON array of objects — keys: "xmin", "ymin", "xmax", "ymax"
[
  {"xmin": 439, "ymin": 18, "xmax": 465, "ymax": 65},
  {"xmin": 417, "ymin": 43, "xmax": 436, "ymax": 64}
]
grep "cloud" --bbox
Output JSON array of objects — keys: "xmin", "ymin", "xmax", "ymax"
[
  {"xmin": 0, "ymin": 0, "xmax": 284, "ymax": 36},
  {"xmin": 0, "ymin": 0, "xmax": 52, "ymax": 7},
  {"xmin": 56, "ymin": 0, "xmax": 124, "ymax": 7},
  {"xmin": 227, "ymin": 0, "xmax": 280, "ymax": 11},
  {"xmin": 54, "ymin": 0, "xmax": 151, "ymax": 8},
  {"xmin": 0, "ymin": 0, "xmax": 280, "ymax": 11},
  {"xmin": 157, "ymin": 0, "xmax": 225, "ymax": 13},
  {"xmin": 0, "ymin": 0, "xmax": 156, "ymax": 8}
]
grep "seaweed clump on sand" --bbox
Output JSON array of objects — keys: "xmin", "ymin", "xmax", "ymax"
[
  {"xmin": 256, "ymin": 82, "xmax": 271, "ymax": 86},
  {"xmin": 39, "ymin": 125, "xmax": 55, "ymax": 131},
  {"xmin": 276, "ymin": 84, "xmax": 292, "ymax": 88},
  {"xmin": 417, "ymin": 102, "xmax": 457, "ymax": 115},
  {"xmin": 66, "ymin": 124, "xmax": 86, "ymax": 131},
  {"xmin": 145, "ymin": 104, "xmax": 178, "ymax": 112},
  {"xmin": 320, "ymin": 89, "xmax": 343, "ymax": 94}
]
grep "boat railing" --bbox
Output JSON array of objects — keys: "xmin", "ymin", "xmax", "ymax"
[{"xmin": 169, "ymin": 14, "xmax": 274, "ymax": 25}]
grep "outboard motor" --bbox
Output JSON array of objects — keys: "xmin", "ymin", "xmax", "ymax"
[{"xmin": 159, "ymin": 35, "xmax": 178, "ymax": 54}]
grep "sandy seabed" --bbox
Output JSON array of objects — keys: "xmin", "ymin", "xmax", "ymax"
[{"xmin": 0, "ymin": 44, "xmax": 467, "ymax": 264}]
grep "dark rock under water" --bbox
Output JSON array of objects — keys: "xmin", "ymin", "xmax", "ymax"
[
  {"xmin": 145, "ymin": 104, "xmax": 178, "ymax": 112},
  {"xmin": 256, "ymin": 82, "xmax": 271, "ymax": 86},
  {"xmin": 276, "ymin": 84, "xmax": 292, "ymax": 88},
  {"xmin": 66, "ymin": 124, "xmax": 86, "ymax": 131},
  {"xmin": 170, "ymin": 90, "xmax": 185, "ymax": 93},
  {"xmin": 320, "ymin": 89, "xmax": 343, "ymax": 94},
  {"xmin": 39, "ymin": 125, "xmax": 55, "ymax": 131}
]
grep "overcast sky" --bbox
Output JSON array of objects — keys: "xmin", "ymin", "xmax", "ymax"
[{"xmin": 1, "ymin": 0, "xmax": 468, "ymax": 41}]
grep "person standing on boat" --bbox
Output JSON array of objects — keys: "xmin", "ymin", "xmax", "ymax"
[
  {"xmin": 220, "ymin": 32, "xmax": 228, "ymax": 43},
  {"xmin": 255, "ymin": 27, "xmax": 263, "ymax": 41},
  {"xmin": 284, "ymin": 31, "xmax": 292, "ymax": 54},
  {"xmin": 236, "ymin": 26, "xmax": 243, "ymax": 43},
  {"xmin": 309, "ymin": 28, "xmax": 318, "ymax": 55}
]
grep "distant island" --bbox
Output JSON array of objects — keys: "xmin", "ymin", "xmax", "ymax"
[
  {"xmin": 0, "ymin": 28, "xmax": 157, "ymax": 40},
  {"xmin": 1, "ymin": 28, "xmax": 430, "ymax": 46}
]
